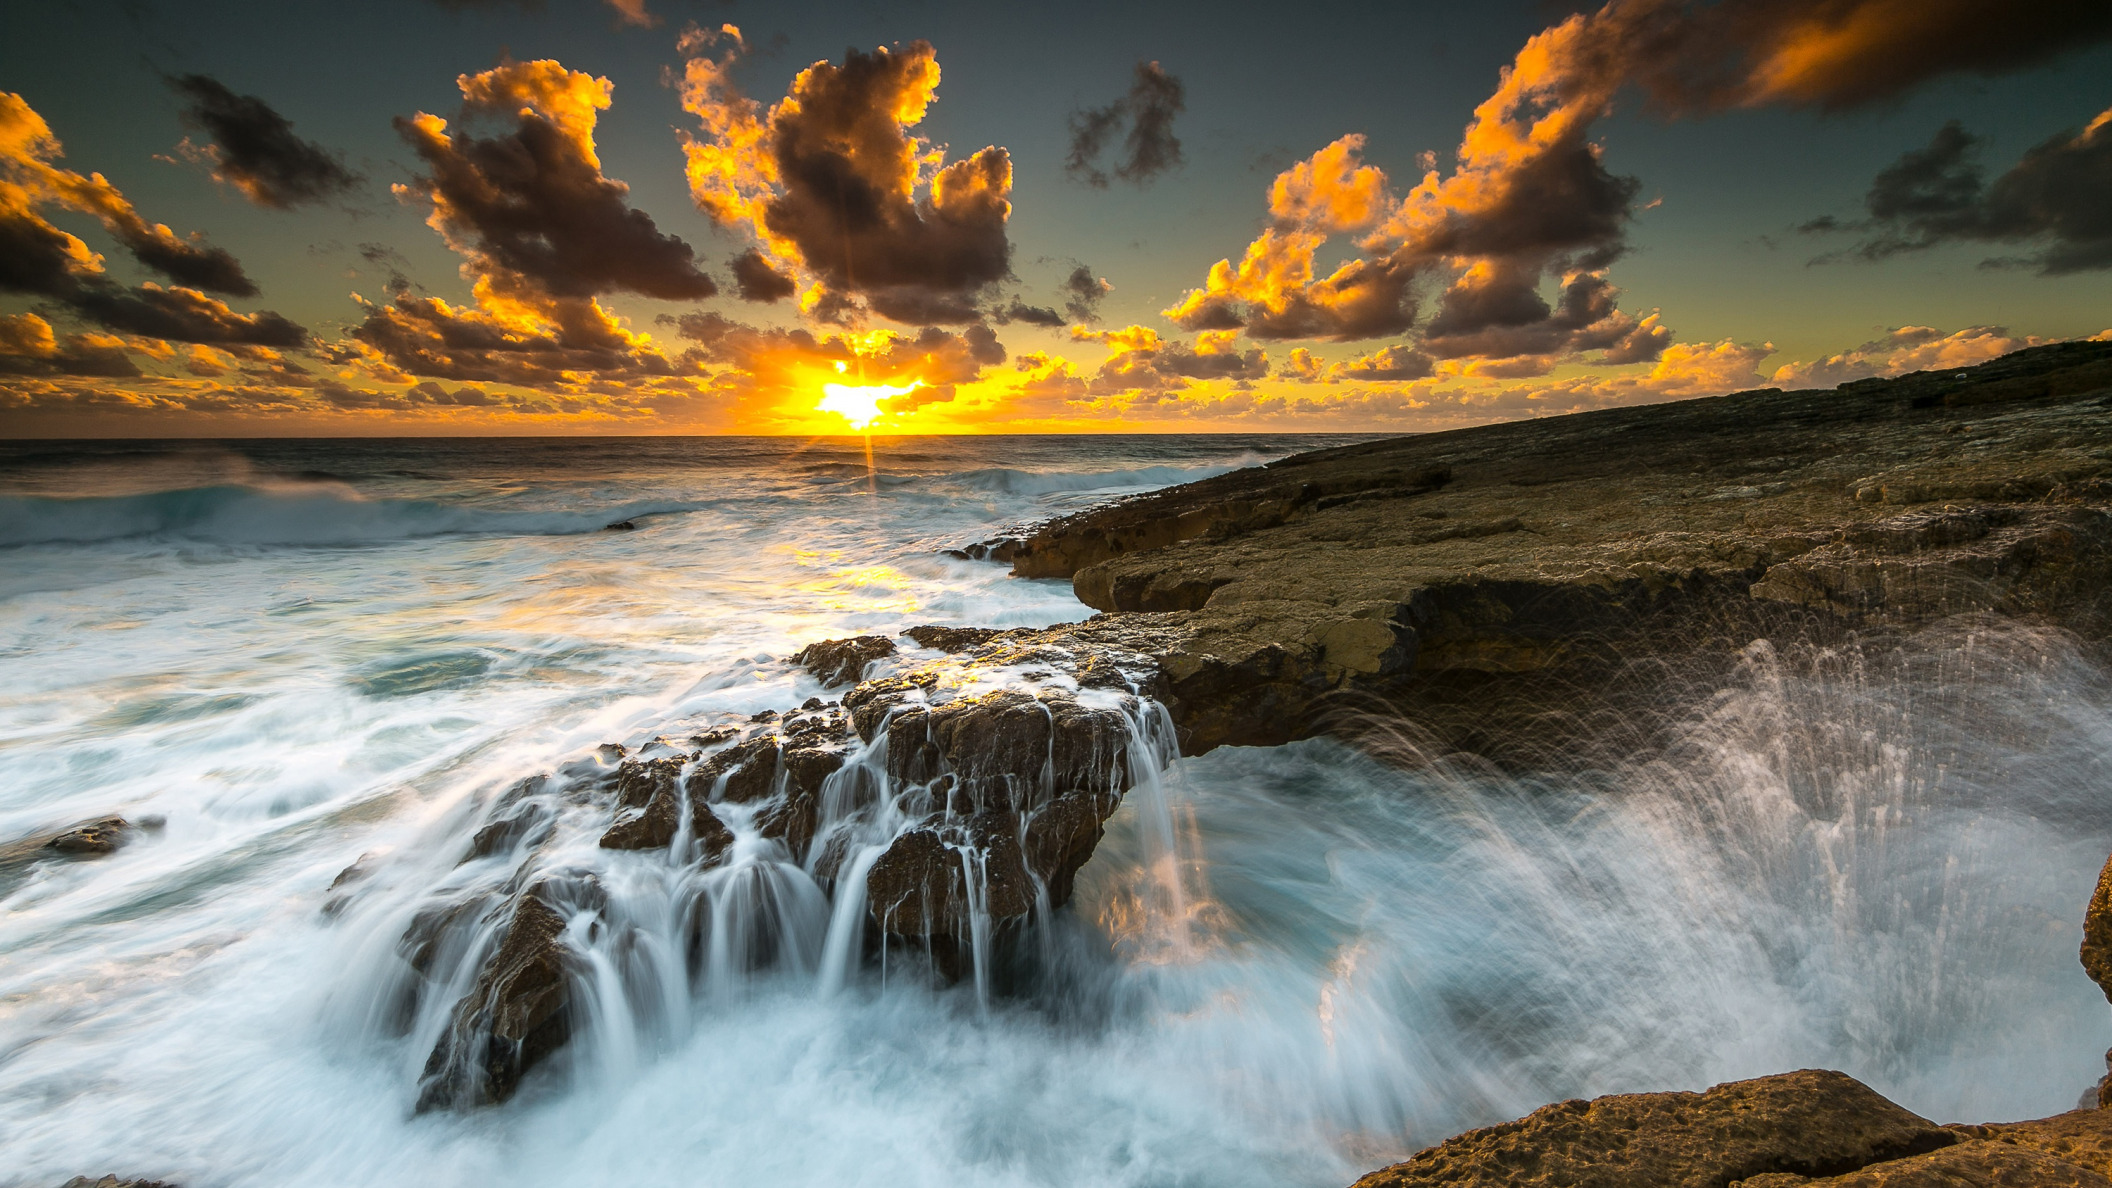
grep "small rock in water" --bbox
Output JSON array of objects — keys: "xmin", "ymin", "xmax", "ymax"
[
  {"xmin": 45, "ymin": 816, "xmax": 132, "ymax": 855},
  {"xmin": 603, "ymin": 519, "xmax": 637, "ymax": 531},
  {"xmin": 60, "ymin": 1178, "xmax": 181, "ymax": 1188}
]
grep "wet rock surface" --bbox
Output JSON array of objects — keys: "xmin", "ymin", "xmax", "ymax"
[
  {"xmin": 1350, "ymin": 1070, "xmax": 1957, "ymax": 1188},
  {"xmin": 416, "ymin": 876, "xmax": 594, "ymax": 1110},
  {"xmin": 973, "ymin": 341, "xmax": 2112, "ymax": 758},
  {"xmin": 1, "ymin": 814, "xmax": 138, "ymax": 894},
  {"xmin": 792, "ymin": 633, "xmax": 897, "ymax": 686}
]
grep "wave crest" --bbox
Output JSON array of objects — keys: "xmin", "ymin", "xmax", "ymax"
[{"xmin": 0, "ymin": 484, "xmax": 701, "ymax": 548}]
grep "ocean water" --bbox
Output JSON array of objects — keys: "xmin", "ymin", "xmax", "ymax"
[{"xmin": 0, "ymin": 436, "xmax": 2107, "ymax": 1188}]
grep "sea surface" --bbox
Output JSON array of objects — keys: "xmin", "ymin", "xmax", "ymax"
[{"xmin": 1, "ymin": 435, "xmax": 2108, "ymax": 1188}]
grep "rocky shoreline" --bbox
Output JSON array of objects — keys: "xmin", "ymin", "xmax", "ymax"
[{"xmin": 30, "ymin": 340, "xmax": 2112, "ymax": 1186}]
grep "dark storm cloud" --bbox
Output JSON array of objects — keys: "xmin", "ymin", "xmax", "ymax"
[
  {"xmin": 1064, "ymin": 61, "xmax": 1186, "ymax": 188},
  {"xmin": 1813, "ymin": 112, "xmax": 2112, "ymax": 274},
  {"xmin": 730, "ymin": 249, "xmax": 796, "ymax": 303},
  {"xmin": 396, "ymin": 60, "xmax": 716, "ymax": 302},
  {"xmin": 167, "ymin": 75, "xmax": 362, "ymax": 210}
]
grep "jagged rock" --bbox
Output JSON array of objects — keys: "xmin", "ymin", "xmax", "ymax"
[
  {"xmin": 688, "ymin": 736, "xmax": 780, "ymax": 804},
  {"xmin": 792, "ymin": 634, "xmax": 897, "ymax": 687},
  {"xmin": 416, "ymin": 875, "xmax": 598, "ymax": 1111},
  {"xmin": 843, "ymin": 661, "xmax": 1144, "ymax": 943},
  {"xmin": 1350, "ymin": 1070, "xmax": 1956, "ymax": 1188},
  {"xmin": 598, "ymin": 757, "xmax": 685, "ymax": 850},
  {"xmin": 467, "ymin": 802, "xmax": 550, "ymax": 862},
  {"xmin": 60, "ymin": 1178, "xmax": 181, "ymax": 1188}
]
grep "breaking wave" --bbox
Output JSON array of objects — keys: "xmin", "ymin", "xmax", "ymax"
[{"xmin": 0, "ymin": 484, "xmax": 705, "ymax": 548}]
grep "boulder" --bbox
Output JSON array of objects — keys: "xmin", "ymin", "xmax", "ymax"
[
  {"xmin": 792, "ymin": 634, "xmax": 897, "ymax": 687},
  {"xmin": 1350, "ymin": 1070, "xmax": 1955, "ymax": 1188}
]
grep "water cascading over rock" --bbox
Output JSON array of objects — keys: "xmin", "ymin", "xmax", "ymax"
[{"xmin": 331, "ymin": 628, "xmax": 1173, "ymax": 1109}]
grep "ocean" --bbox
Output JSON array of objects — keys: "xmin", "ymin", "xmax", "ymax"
[{"xmin": 1, "ymin": 436, "xmax": 2107, "ymax": 1188}]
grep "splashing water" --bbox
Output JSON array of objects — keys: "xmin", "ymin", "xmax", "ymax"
[{"xmin": 0, "ymin": 437, "xmax": 2107, "ymax": 1188}]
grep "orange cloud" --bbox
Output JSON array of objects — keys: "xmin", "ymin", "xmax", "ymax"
[
  {"xmin": 680, "ymin": 35, "xmax": 1014, "ymax": 324},
  {"xmin": 1769, "ymin": 325, "xmax": 2044, "ymax": 388}
]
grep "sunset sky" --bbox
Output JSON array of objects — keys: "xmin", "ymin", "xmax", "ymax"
[{"xmin": 2, "ymin": 0, "xmax": 2108, "ymax": 436}]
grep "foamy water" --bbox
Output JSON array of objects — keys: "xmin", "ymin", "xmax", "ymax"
[{"xmin": 0, "ymin": 436, "xmax": 2107, "ymax": 1188}]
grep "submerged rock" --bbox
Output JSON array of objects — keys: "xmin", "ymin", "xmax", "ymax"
[
  {"xmin": 60, "ymin": 1178, "xmax": 181, "ymax": 1188},
  {"xmin": 1351, "ymin": 1070, "xmax": 1955, "ymax": 1188}
]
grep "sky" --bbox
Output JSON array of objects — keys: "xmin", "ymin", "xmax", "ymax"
[{"xmin": 1, "ymin": 0, "xmax": 2108, "ymax": 436}]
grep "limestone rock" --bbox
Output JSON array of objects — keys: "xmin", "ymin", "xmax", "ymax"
[
  {"xmin": 792, "ymin": 634, "xmax": 896, "ymax": 687},
  {"xmin": 1351, "ymin": 1070, "xmax": 1955, "ymax": 1188},
  {"xmin": 991, "ymin": 340, "xmax": 2112, "ymax": 759}
]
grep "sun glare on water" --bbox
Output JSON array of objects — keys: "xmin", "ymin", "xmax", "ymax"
[{"xmin": 819, "ymin": 380, "xmax": 921, "ymax": 430}]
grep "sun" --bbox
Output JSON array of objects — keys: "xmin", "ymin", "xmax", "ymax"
[{"xmin": 818, "ymin": 379, "xmax": 921, "ymax": 430}]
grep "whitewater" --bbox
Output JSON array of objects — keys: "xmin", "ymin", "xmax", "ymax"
[{"xmin": 1, "ymin": 435, "xmax": 2108, "ymax": 1188}]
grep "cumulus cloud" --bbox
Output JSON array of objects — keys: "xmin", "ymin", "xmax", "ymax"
[
  {"xmin": 70, "ymin": 283, "xmax": 306, "ymax": 346},
  {"xmin": 0, "ymin": 312, "xmax": 140, "ymax": 377},
  {"xmin": 1065, "ymin": 61, "xmax": 1186, "ymax": 188},
  {"xmin": 0, "ymin": 90, "xmax": 309, "ymax": 355},
  {"xmin": 165, "ymin": 75, "xmax": 362, "ymax": 209},
  {"xmin": 1069, "ymin": 323, "xmax": 1267, "ymax": 395},
  {"xmin": 1808, "ymin": 110, "xmax": 2112, "ymax": 274},
  {"xmin": 2, "ymin": 91, "xmax": 257, "ymax": 298},
  {"xmin": 343, "ymin": 60, "xmax": 706, "ymax": 390},
  {"xmin": 1768, "ymin": 325, "xmax": 2044, "ymax": 388},
  {"xmin": 1164, "ymin": 0, "xmax": 2109, "ymax": 375},
  {"xmin": 396, "ymin": 59, "xmax": 715, "ymax": 303},
  {"xmin": 680, "ymin": 32, "xmax": 1014, "ymax": 325}
]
